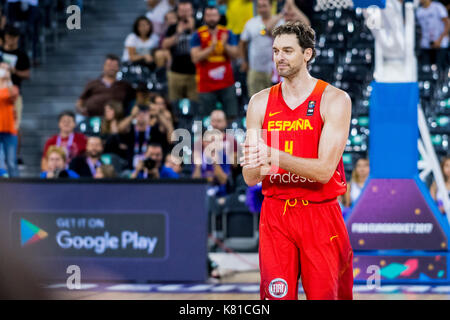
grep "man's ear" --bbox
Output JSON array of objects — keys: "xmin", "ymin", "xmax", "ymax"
[{"xmin": 304, "ymin": 47, "xmax": 313, "ymax": 64}]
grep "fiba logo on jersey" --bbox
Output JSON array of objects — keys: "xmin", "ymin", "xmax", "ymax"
[{"xmin": 268, "ymin": 278, "xmax": 288, "ymax": 298}]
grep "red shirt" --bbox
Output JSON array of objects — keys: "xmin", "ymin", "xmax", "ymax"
[
  {"xmin": 42, "ymin": 132, "xmax": 87, "ymax": 163},
  {"xmin": 193, "ymin": 25, "xmax": 235, "ymax": 93},
  {"xmin": 261, "ymin": 80, "xmax": 347, "ymax": 201}
]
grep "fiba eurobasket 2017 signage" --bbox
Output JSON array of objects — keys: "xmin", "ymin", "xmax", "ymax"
[{"xmin": 12, "ymin": 213, "xmax": 167, "ymax": 258}]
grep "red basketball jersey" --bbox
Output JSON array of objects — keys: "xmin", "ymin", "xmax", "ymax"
[{"xmin": 261, "ymin": 79, "xmax": 347, "ymax": 201}]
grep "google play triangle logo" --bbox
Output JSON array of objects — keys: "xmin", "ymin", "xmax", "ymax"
[{"xmin": 21, "ymin": 219, "xmax": 48, "ymax": 247}]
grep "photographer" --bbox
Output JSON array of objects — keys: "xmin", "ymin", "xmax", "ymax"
[
  {"xmin": 130, "ymin": 142, "xmax": 179, "ymax": 179},
  {"xmin": 40, "ymin": 146, "xmax": 79, "ymax": 179}
]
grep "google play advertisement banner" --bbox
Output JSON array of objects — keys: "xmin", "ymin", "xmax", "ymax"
[{"xmin": 12, "ymin": 212, "xmax": 167, "ymax": 258}]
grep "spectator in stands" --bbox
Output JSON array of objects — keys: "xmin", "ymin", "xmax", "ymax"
[
  {"xmin": 190, "ymin": 6, "xmax": 239, "ymax": 119},
  {"xmin": 430, "ymin": 156, "xmax": 450, "ymax": 214},
  {"xmin": 416, "ymin": 0, "xmax": 449, "ymax": 70},
  {"xmin": 69, "ymin": 136, "xmax": 104, "ymax": 178},
  {"xmin": 94, "ymin": 164, "xmax": 117, "ymax": 179},
  {"xmin": 40, "ymin": 146, "xmax": 79, "ymax": 179},
  {"xmin": 1, "ymin": 25, "xmax": 30, "ymax": 165},
  {"xmin": 100, "ymin": 100, "xmax": 127, "ymax": 158},
  {"xmin": 240, "ymin": 0, "xmax": 283, "ymax": 97},
  {"xmin": 5, "ymin": 0, "xmax": 40, "ymax": 65},
  {"xmin": 146, "ymin": 0, "xmax": 177, "ymax": 38},
  {"xmin": 118, "ymin": 104, "xmax": 169, "ymax": 170},
  {"xmin": 283, "ymin": 0, "xmax": 312, "ymax": 25},
  {"xmin": 130, "ymin": 142, "xmax": 179, "ymax": 179},
  {"xmin": 162, "ymin": 0, "xmax": 198, "ymax": 102},
  {"xmin": 41, "ymin": 111, "xmax": 87, "ymax": 172},
  {"xmin": 344, "ymin": 158, "xmax": 370, "ymax": 208},
  {"xmin": 122, "ymin": 16, "xmax": 161, "ymax": 68},
  {"xmin": 0, "ymin": 62, "xmax": 19, "ymax": 177},
  {"xmin": 76, "ymin": 54, "xmax": 135, "ymax": 117},
  {"xmin": 192, "ymin": 123, "xmax": 232, "ymax": 197},
  {"xmin": 164, "ymin": 153, "xmax": 183, "ymax": 175},
  {"xmin": 149, "ymin": 93, "xmax": 174, "ymax": 142}
]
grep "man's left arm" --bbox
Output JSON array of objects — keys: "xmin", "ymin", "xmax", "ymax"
[{"xmin": 269, "ymin": 88, "xmax": 351, "ymax": 184}]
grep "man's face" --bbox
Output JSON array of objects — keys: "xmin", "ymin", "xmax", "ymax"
[
  {"xmin": 178, "ymin": 3, "xmax": 193, "ymax": 20},
  {"xmin": 273, "ymin": 34, "xmax": 311, "ymax": 79},
  {"xmin": 136, "ymin": 110, "xmax": 150, "ymax": 126},
  {"xmin": 4, "ymin": 34, "xmax": 19, "ymax": 49},
  {"xmin": 147, "ymin": 146, "xmax": 163, "ymax": 167},
  {"xmin": 210, "ymin": 110, "xmax": 227, "ymax": 132},
  {"xmin": 86, "ymin": 137, "xmax": 103, "ymax": 158},
  {"xmin": 103, "ymin": 59, "xmax": 119, "ymax": 78},
  {"xmin": 257, "ymin": 0, "xmax": 272, "ymax": 18},
  {"xmin": 204, "ymin": 8, "xmax": 220, "ymax": 29},
  {"xmin": 58, "ymin": 115, "xmax": 76, "ymax": 134},
  {"xmin": 47, "ymin": 153, "xmax": 65, "ymax": 172}
]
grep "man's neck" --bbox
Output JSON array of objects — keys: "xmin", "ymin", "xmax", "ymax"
[
  {"xmin": 261, "ymin": 14, "xmax": 272, "ymax": 22},
  {"xmin": 4, "ymin": 44, "xmax": 17, "ymax": 51},
  {"xmin": 282, "ymin": 68, "xmax": 315, "ymax": 96},
  {"xmin": 59, "ymin": 131, "xmax": 72, "ymax": 138},
  {"xmin": 102, "ymin": 75, "xmax": 115, "ymax": 85},
  {"xmin": 135, "ymin": 123, "xmax": 148, "ymax": 131},
  {"xmin": 422, "ymin": 1, "xmax": 431, "ymax": 8},
  {"xmin": 87, "ymin": 155, "xmax": 100, "ymax": 162}
]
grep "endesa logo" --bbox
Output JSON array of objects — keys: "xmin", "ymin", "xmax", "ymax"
[
  {"xmin": 269, "ymin": 172, "xmax": 316, "ymax": 184},
  {"xmin": 268, "ymin": 278, "xmax": 288, "ymax": 298}
]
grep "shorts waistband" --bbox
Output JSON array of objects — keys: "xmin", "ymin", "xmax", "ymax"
[{"xmin": 265, "ymin": 196, "xmax": 339, "ymax": 206}]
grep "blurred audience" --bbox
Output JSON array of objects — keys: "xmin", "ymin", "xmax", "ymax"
[
  {"xmin": 94, "ymin": 164, "xmax": 118, "ymax": 179},
  {"xmin": 122, "ymin": 16, "xmax": 160, "ymax": 68},
  {"xmin": 164, "ymin": 153, "xmax": 183, "ymax": 175},
  {"xmin": 240, "ymin": 0, "xmax": 283, "ymax": 97},
  {"xmin": 190, "ymin": 6, "xmax": 239, "ymax": 119},
  {"xmin": 430, "ymin": 156, "xmax": 450, "ymax": 213},
  {"xmin": 416, "ymin": 0, "xmax": 449, "ymax": 70},
  {"xmin": 40, "ymin": 146, "xmax": 79, "ymax": 179},
  {"xmin": 131, "ymin": 142, "xmax": 179, "ymax": 179},
  {"xmin": 119, "ymin": 104, "xmax": 169, "ymax": 170},
  {"xmin": 162, "ymin": 0, "xmax": 198, "ymax": 102},
  {"xmin": 41, "ymin": 111, "xmax": 87, "ymax": 172},
  {"xmin": 69, "ymin": 136, "xmax": 104, "ymax": 178},
  {"xmin": 149, "ymin": 93, "xmax": 175, "ymax": 142},
  {"xmin": 343, "ymin": 158, "xmax": 370, "ymax": 208},
  {"xmin": 0, "ymin": 61, "xmax": 19, "ymax": 177},
  {"xmin": 100, "ymin": 100, "xmax": 127, "ymax": 158},
  {"xmin": 76, "ymin": 54, "xmax": 135, "ymax": 117},
  {"xmin": 145, "ymin": 0, "xmax": 177, "ymax": 38}
]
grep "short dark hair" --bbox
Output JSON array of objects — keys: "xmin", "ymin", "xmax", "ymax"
[
  {"xmin": 148, "ymin": 142, "xmax": 162, "ymax": 150},
  {"xmin": 58, "ymin": 110, "xmax": 75, "ymax": 122},
  {"xmin": 204, "ymin": 5, "xmax": 219, "ymax": 14},
  {"xmin": 105, "ymin": 54, "xmax": 120, "ymax": 64},
  {"xmin": 272, "ymin": 22, "xmax": 316, "ymax": 67},
  {"xmin": 4, "ymin": 25, "xmax": 20, "ymax": 37},
  {"xmin": 132, "ymin": 16, "xmax": 153, "ymax": 38}
]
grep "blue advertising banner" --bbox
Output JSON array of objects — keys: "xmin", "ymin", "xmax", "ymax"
[{"xmin": 0, "ymin": 179, "xmax": 208, "ymax": 282}]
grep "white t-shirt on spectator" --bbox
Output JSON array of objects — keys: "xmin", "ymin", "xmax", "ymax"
[
  {"xmin": 145, "ymin": 0, "xmax": 174, "ymax": 36},
  {"xmin": 241, "ymin": 16, "xmax": 283, "ymax": 74},
  {"xmin": 416, "ymin": 1, "xmax": 449, "ymax": 49},
  {"xmin": 122, "ymin": 33, "xmax": 160, "ymax": 62}
]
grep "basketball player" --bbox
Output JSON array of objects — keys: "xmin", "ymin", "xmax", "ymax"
[{"xmin": 240, "ymin": 22, "xmax": 353, "ymax": 300}]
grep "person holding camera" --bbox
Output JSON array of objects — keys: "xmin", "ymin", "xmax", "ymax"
[
  {"xmin": 162, "ymin": 0, "xmax": 198, "ymax": 102},
  {"xmin": 0, "ymin": 61, "xmax": 19, "ymax": 177},
  {"xmin": 130, "ymin": 142, "xmax": 179, "ymax": 179},
  {"xmin": 40, "ymin": 146, "xmax": 79, "ymax": 179}
]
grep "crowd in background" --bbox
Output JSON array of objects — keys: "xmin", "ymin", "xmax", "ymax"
[{"xmin": 0, "ymin": 0, "xmax": 448, "ymax": 210}]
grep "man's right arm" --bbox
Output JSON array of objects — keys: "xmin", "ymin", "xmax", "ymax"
[{"xmin": 242, "ymin": 90, "xmax": 269, "ymax": 186}]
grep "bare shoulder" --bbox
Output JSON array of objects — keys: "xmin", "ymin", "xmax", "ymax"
[
  {"xmin": 320, "ymin": 83, "xmax": 352, "ymax": 120},
  {"xmin": 246, "ymin": 87, "xmax": 271, "ymax": 128}
]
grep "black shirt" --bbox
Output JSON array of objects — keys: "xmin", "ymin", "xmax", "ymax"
[
  {"xmin": 165, "ymin": 24, "xmax": 196, "ymax": 75},
  {"xmin": 121, "ymin": 124, "xmax": 169, "ymax": 169},
  {"xmin": 0, "ymin": 48, "xmax": 30, "ymax": 88},
  {"xmin": 69, "ymin": 156, "xmax": 103, "ymax": 178}
]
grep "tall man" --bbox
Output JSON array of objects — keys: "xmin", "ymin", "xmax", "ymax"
[
  {"xmin": 190, "ymin": 6, "xmax": 239, "ymax": 119},
  {"xmin": 241, "ymin": 22, "xmax": 353, "ymax": 300}
]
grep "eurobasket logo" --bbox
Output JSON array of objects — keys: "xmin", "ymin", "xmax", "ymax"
[{"xmin": 21, "ymin": 219, "xmax": 48, "ymax": 247}]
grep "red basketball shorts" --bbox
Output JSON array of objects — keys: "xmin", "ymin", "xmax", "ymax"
[{"xmin": 259, "ymin": 196, "xmax": 354, "ymax": 300}]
